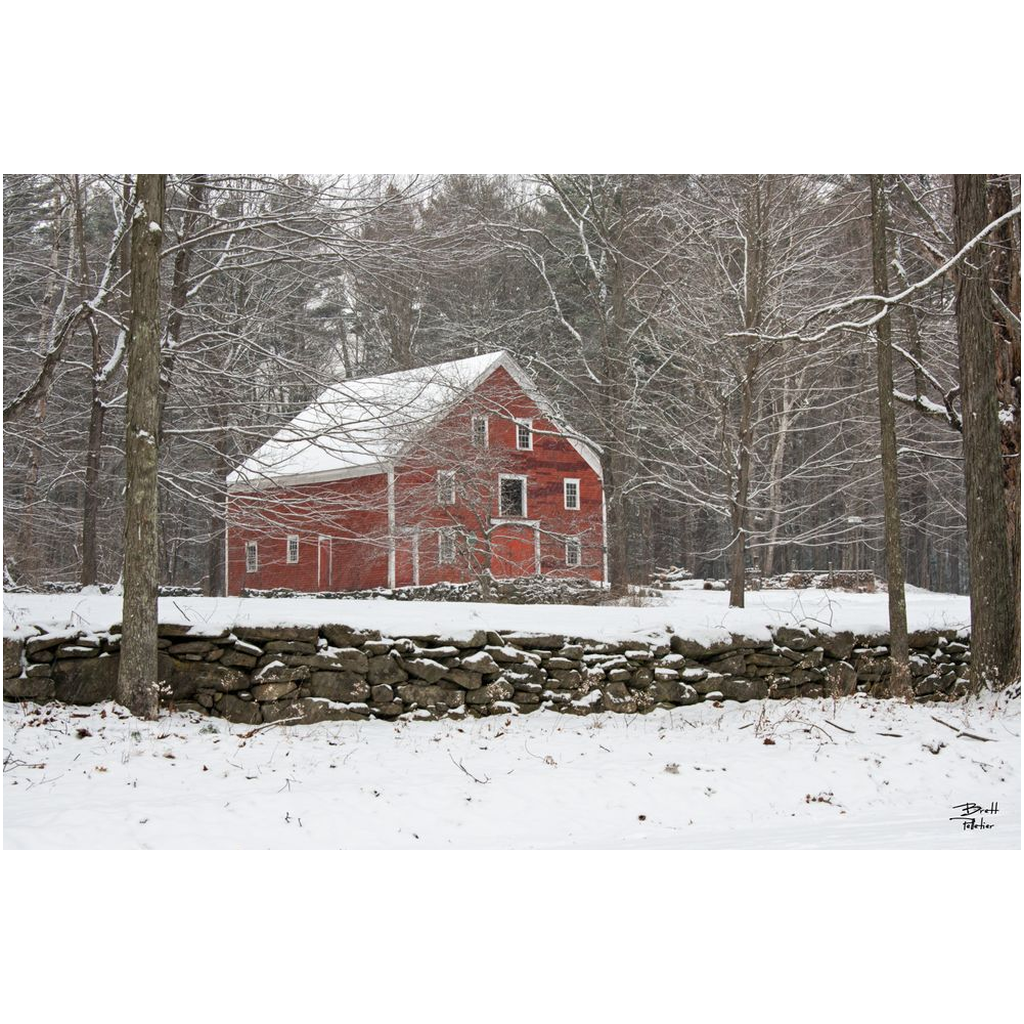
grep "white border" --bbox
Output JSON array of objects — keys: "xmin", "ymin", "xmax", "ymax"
[
  {"xmin": 565, "ymin": 536, "xmax": 581, "ymax": 567},
  {"xmin": 498, "ymin": 473, "xmax": 528, "ymax": 518},
  {"xmin": 515, "ymin": 417, "xmax": 533, "ymax": 450},
  {"xmin": 564, "ymin": 477, "xmax": 580, "ymax": 510}
]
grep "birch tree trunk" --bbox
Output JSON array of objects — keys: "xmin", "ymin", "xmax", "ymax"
[
  {"xmin": 117, "ymin": 174, "xmax": 166, "ymax": 719},
  {"xmin": 954, "ymin": 174, "xmax": 1016, "ymax": 690},
  {"xmin": 869, "ymin": 175, "xmax": 910, "ymax": 697}
]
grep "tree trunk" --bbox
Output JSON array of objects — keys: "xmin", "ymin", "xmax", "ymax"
[
  {"xmin": 986, "ymin": 176, "xmax": 1021, "ymax": 685},
  {"xmin": 602, "ymin": 452, "xmax": 630, "ymax": 590},
  {"xmin": 894, "ymin": 248, "xmax": 933, "ymax": 590},
  {"xmin": 869, "ymin": 175, "xmax": 910, "ymax": 697},
  {"xmin": 761, "ymin": 375, "xmax": 797, "ymax": 579},
  {"xmin": 205, "ymin": 426, "xmax": 231, "ymax": 596},
  {"xmin": 601, "ymin": 244, "xmax": 633, "ymax": 592},
  {"xmin": 728, "ymin": 177, "xmax": 769, "ymax": 608},
  {"xmin": 954, "ymin": 174, "xmax": 1016, "ymax": 690},
  {"xmin": 157, "ymin": 174, "xmax": 206, "ymax": 430},
  {"xmin": 728, "ymin": 356, "xmax": 755, "ymax": 607},
  {"xmin": 117, "ymin": 174, "xmax": 166, "ymax": 719},
  {"xmin": 71, "ymin": 176, "xmax": 106, "ymax": 588}
]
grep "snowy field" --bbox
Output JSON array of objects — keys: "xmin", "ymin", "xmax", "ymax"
[
  {"xmin": 5, "ymin": 691, "xmax": 1018, "ymax": 849},
  {"xmin": 2, "ymin": 584, "xmax": 971, "ymax": 645},
  {"xmin": 5, "ymin": 584, "xmax": 1010, "ymax": 850}
]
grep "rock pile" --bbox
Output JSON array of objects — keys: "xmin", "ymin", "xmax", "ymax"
[{"xmin": 3, "ymin": 620, "xmax": 971, "ymax": 724}]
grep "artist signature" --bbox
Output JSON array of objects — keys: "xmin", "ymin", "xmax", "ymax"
[{"xmin": 949, "ymin": 802, "xmax": 999, "ymax": 831}]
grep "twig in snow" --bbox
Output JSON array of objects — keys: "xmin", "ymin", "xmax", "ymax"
[
  {"xmin": 930, "ymin": 715, "xmax": 994, "ymax": 741},
  {"xmin": 238, "ymin": 718, "xmax": 304, "ymax": 739},
  {"xmin": 825, "ymin": 719, "xmax": 856, "ymax": 734},
  {"xmin": 448, "ymin": 751, "xmax": 489, "ymax": 784},
  {"xmin": 956, "ymin": 730, "xmax": 994, "ymax": 742},
  {"xmin": 877, "ymin": 732, "xmax": 903, "ymax": 738},
  {"xmin": 791, "ymin": 718, "xmax": 835, "ymax": 742}
]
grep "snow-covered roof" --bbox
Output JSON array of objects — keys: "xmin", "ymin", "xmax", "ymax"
[{"xmin": 227, "ymin": 350, "xmax": 602, "ymax": 489}]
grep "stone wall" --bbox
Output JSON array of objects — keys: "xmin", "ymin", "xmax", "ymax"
[
  {"xmin": 3, "ymin": 621, "xmax": 971, "ymax": 724},
  {"xmin": 242, "ymin": 575, "xmax": 615, "ymax": 605}
]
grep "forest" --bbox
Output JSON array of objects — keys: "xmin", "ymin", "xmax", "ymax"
[{"xmin": 2, "ymin": 174, "xmax": 1019, "ymax": 612}]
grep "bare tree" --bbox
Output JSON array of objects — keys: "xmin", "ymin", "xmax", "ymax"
[
  {"xmin": 954, "ymin": 174, "xmax": 1016, "ymax": 691},
  {"xmin": 869, "ymin": 175, "xmax": 910, "ymax": 696},
  {"xmin": 117, "ymin": 174, "xmax": 166, "ymax": 719}
]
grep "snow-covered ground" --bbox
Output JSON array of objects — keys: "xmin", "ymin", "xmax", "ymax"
[
  {"xmin": 5, "ymin": 692, "xmax": 1017, "ymax": 849},
  {"xmin": 2, "ymin": 585, "xmax": 971, "ymax": 646}
]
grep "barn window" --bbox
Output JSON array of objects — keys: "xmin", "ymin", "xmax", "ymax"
[
  {"xmin": 286, "ymin": 535, "xmax": 299, "ymax": 564},
  {"xmin": 499, "ymin": 475, "xmax": 526, "ymax": 517},
  {"xmin": 438, "ymin": 530, "xmax": 456, "ymax": 564},
  {"xmin": 245, "ymin": 541, "xmax": 258, "ymax": 573},
  {"xmin": 437, "ymin": 469, "xmax": 456, "ymax": 505},
  {"xmin": 564, "ymin": 478, "xmax": 580, "ymax": 510},
  {"xmin": 565, "ymin": 537, "xmax": 582, "ymax": 567},
  {"xmin": 472, "ymin": 416, "xmax": 489, "ymax": 448},
  {"xmin": 515, "ymin": 419, "xmax": 533, "ymax": 450}
]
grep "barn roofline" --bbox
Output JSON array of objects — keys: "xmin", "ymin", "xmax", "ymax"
[
  {"xmin": 227, "ymin": 462, "xmax": 385, "ymax": 493},
  {"xmin": 226, "ymin": 350, "xmax": 604, "ymax": 491}
]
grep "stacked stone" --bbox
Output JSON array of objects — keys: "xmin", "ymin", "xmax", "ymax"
[
  {"xmin": 242, "ymin": 576, "xmax": 611, "ymax": 607},
  {"xmin": 3, "ymin": 621, "xmax": 973, "ymax": 722},
  {"xmin": 3, "ymin": 627, "xmax": 120, "ymax": 704}
]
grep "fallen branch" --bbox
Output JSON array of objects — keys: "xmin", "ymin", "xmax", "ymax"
[
  {"xmin": 956, "ymin": 730, "xmax": 994, "ymax": 743},
  {"xmin": 237, "ymin": 718, "xmax": 304, "ymax": 739},
  {"xmin": 931, "ymin": 715, "xmax": 995, "ymax": 742},
  {"xmin": 825, "ymin": 719, "xmax": 856, "ymax": 734},
  {"xmin": 877, "ymin": 732, "xmax": 903, "ymax": 738}
]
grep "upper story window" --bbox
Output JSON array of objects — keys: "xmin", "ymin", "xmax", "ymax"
[
  {"xmin": 499, "ymin": 475, "xmax": 526, "ymax": 517},
  {"xmin": 564, "ymin": 478, "xmax": 580, "ymax": 510},
  {"xmin": 472, "ymin": 416, "xmax": 489, "ymax": 448},
  {"xmin": 565, "ymin": 537, "xmax": 582, "ymax": 567},
  {"xmin": 245, "ymin": 541, "xmax": 259, "ymax": 573},
  {"xmin": 437, "ymin": 469, "xmax": 456, "ymax": 505},
  {"xmin": 286, "ymin": 535, "xmax": 299, "ymax": 564},
  {"xmin": 515, "ymin": 419, "xmax": 533, "ymax": 451}
]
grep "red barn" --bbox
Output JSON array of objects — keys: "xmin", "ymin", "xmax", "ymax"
[{"xmin": 226, "ymin": 351, "xmax": 606, "ymax": 594}]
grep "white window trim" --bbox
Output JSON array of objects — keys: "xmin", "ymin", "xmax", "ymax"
[
  {"xmin": 437, "ymin": 469, "xmax": 456, "ymax": 506},
  {"xmin": 498, "ymin": 474, "xmax": 528, "ymax": 518},
  {"xmin": 564, "ymin": 478, "xmax": 580, "ymax": 510},
  {"xmin": 515, "ymin": 418, "xmax": 533, "ymax": 451},
  {"xmin": 245, "ymin": 541, "xmax": 258, "ymax": 573},
  {"xmin": 286, "ymin": 534, "xmax": 300, "ymax": 564},
  {"xmin": 472, "ymin": 415, "xmax": 489, "ymax": 448},
  {"xmin": 438, "ymin": 529, "xmax": 457, "ymax": 564},
  {"xmin": 565, "ymin": 537, "xmax": 582, "ymax": 567}
]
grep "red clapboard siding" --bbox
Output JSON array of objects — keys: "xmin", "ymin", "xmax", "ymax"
[{"xmin": 227, "ymin": 363, "xmax": 604, "ymax": 594}]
